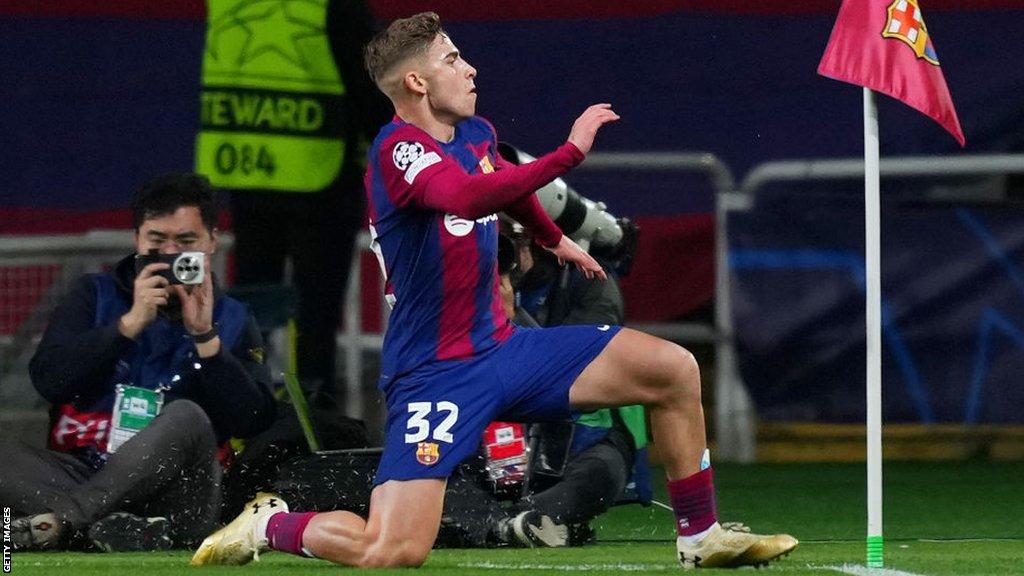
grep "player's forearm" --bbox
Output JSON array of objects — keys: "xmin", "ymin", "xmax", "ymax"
[
  {"xmin": 504, "ymin": 194, "xmax": 563, "ymax": 248},
  {"xmin": 422, "ymin": 142, "xmax": 584, "ymax": 219}
]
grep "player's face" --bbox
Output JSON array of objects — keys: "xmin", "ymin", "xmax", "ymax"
[{"xmin": 423, "ymin": 34, "xmax": 477, "ymax": 122}]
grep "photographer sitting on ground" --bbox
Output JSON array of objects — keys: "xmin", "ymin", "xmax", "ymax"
[
  {"xmin": 0, "ymin": 173, "xmax": 275, "ymax": 551},
  {"xmin": 492, "ymin": 226, "xmax": 649, "ymax": 547}
]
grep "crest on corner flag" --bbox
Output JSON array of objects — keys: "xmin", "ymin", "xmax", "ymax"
[
  {"xmin": 882, "ymin": 0, "xmax": 939, "ymax": 64},
  {"xmin": 818, "ymin": 0, "xmax": 965, "ymax": 146}
]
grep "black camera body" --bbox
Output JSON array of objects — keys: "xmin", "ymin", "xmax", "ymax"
[{"xmin": 135, "ymin": 250, "xmax": 206, "ymax": 285}]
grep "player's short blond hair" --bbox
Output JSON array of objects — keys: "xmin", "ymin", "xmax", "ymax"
[{"xmin": 364, "ymin": 11, "xmax": 446, "ymax": 96}]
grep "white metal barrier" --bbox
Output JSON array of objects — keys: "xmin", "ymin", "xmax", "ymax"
[
  {"xmin": 339, "ymin": 229, "xmax": 385, "ymax": 420},
  {"xmin": 577, "ymin": 152, "xmax": 754, "ymax": 462},
  {"xmin": 7, "ymin": 153, "xmax": 1021, "ymax": 456},
  {"xmin": 726, "ymin": 152, "xmax": 1024, "ymax": 460}
]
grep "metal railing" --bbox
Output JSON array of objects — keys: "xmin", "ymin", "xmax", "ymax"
[
  {"xmin": 577, "ymin": 151, "xmax": 754, "ymax": 461},
  {"xmin": 338, "ymin": 229, "xmax": 386, "ymax": 420},
  {"xmin": 740, "ymin": 154, "xmax": 1024, "ymax": 195},
  {"xmin": 724, "ymin": 152, "xmax": 1024, "ymax": 460},
  {"xmin": 7, "ymin": 153, "xmax": 1020, "ymax": 458}
]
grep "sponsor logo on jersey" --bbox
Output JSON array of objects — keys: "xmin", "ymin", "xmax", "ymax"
[
  {"xmin": 416, "ymin": 442, "xmax": 440, "ymax": 465},
  {"xmin": 443, "ymin": 213, "xmax": 498, "ymax": 237},
  {"xmin": 444, "ymin": 214, "xmax": 475, "ymax": 237},
  {"xmin": 478, "ymin": 155, "xmax": 495, "ymax": 174}
]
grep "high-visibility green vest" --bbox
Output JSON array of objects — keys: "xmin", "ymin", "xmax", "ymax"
[
  {"xmin": 576, "ymin": 405, "xmax": 648, "ymax": 449},
  {"xmin": 196, "ymin": 0, "xmax": 346, "ymax": 193}
]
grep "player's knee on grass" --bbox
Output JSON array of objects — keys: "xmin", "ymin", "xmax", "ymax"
[{"xmin": 360, "ymin": 540, "xmax": 431, "ymax": 568}]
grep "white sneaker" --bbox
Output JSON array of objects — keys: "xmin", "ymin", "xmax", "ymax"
[
  {"xmin": 190, "ymin": 492, "xmax": 288, "ymax": 565},
  {"xmin": 510, "ymin": 510, "xmax": 569, "ymax": 548},
  {"xmin": 677, "ymin": 522, "xmax": 798, "ymax": 569}
]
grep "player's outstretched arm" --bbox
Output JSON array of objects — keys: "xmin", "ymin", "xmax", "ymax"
[
  {"xmin": 544, "ymin": 235, "xmax": 607, "ymax": 281},
  {"xmin": 410, "ymin": 105, "xmax": 620, "ymax": 220}
]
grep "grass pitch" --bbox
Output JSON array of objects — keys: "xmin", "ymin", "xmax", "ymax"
[{"xmin": 11, "ymin": 462, "xmax": 1024, "ymax": 575}]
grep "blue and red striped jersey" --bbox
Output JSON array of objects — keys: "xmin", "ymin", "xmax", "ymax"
[{"xmin": 365, "ymin": 116, "xmax": 514, "ymax": 382}]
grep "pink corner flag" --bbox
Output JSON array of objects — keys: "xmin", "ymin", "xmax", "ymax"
[{"xmin": 818, "ymin": 0, "xmax": 965, "ymax": 146}]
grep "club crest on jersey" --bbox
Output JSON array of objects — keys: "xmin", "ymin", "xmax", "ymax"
[
  {"xmin": 478, "ymin": 155, "xmax": 495, "ymax": 174},
  {"xmin": 416, "ymin": 442, "xmax": 440, "ymax": 465},
  {"xmin": 881, "ymin": 0, "xmax": 939, "ymax": 65}
]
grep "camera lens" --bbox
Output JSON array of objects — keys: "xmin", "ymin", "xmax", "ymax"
[{"xmin": 172, "ymin": 254, "xmax": 203, "ymax": 284}]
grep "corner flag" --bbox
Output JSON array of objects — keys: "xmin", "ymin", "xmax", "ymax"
[{"xmin": 818, "ymin": 0, "xmax": 965, "ymax": 146}]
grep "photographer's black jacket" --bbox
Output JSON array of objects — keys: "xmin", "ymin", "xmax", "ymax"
[{"xmin": 29, "ymin": 255, "xmax": 275, "ymax": 465}]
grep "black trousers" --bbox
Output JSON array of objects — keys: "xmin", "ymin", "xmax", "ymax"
[
  {"xmin": 0, "ymin": 399, "xmax": 221, "ymax": 547},
  {"xmin": 528, "ymin": 427, "xmax": 634, "ymax": 525},
  {"xmin": 435, "ymin": 429, "xmax": 634, "ymax": 548},
  {"xmin": 229, "ymin": 180, "xmax": 364, "ymax": 396}
]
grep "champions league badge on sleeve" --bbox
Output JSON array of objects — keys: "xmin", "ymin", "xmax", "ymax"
[
  {"xmin": 416, "ymin": 442, "xmax": 440, "ymax": 465},
  {"xmin": 392, "ymin": 141, "xmax": 424, "ymax": 169},
  {"xmin": 393, "ymin": 141, "xmax": 441, "ymax": 184}
]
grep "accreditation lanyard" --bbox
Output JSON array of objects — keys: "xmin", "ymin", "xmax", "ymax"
[{"xmin": 107, "ymin": 384, "xmax": 166, "ymax": 453}]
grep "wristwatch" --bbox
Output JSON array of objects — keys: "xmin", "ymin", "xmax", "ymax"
[{"xmin": 192, "ymin": 326, "xmax": 219, "ymax": 344}]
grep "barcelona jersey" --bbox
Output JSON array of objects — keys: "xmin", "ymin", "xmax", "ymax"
[{"xmin": 365, "ymin": 116, "xmax": 513, "ymax": 382}]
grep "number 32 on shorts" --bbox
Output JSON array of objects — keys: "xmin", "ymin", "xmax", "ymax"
[{"xmin": 404, "ymin": 401, "xmax": 458, "ymax": 444}]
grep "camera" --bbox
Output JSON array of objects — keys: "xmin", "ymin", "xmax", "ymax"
[
  {"xmin": 135, "ymin": 250, "xmax": 206, "ymax": 285},
  {"xmin": 497, "ymin": 143, "xmax": 640, "ymax": 276}
]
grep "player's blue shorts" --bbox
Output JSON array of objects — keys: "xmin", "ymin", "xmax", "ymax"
[{"xmin": 374, "ymin": 324, "xmax": 621, "ymax": 484}]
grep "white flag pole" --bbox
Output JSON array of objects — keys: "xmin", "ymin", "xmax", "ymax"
[{"xmin": 863, "ymin": 87, "xmax": 884, "ymax": 569}]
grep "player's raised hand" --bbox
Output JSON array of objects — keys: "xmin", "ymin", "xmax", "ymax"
[
  {"xmin": 567, "ymin": 103, "xmax": 620, "ymax": 156},
  {"xmin": 544, "ymin": 235, "xmax": 607, "ymax": 281}
]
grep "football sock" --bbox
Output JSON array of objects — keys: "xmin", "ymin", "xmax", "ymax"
[
  {"xmin": 265, "ymin": 512, "xmax": 318, "ymax": 557},
  {"xmin": 667, "ymin": 467, "xmax": 718, "ymax": 538}
]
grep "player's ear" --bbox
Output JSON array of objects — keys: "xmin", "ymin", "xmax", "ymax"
[{"xmin": 404, "ymin": 70, "xmax": 428, "ymax": 96}]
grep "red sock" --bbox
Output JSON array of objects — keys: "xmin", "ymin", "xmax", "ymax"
[
  {"xmin": 265, "ymin": 512, "xmax": 318, "ymax": 557},
  {"xmin": 666, "ymin": 467, "xmax": 717, "ymax": 536}
]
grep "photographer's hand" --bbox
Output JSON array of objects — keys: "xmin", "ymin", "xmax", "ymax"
[
  {"xmin": 545, "ymin": 236, "xmax": 607, "ymax": 281},
  {"xmin": 118, "ymin": 262, "xmax": 171, "ymax": 340},
  {"xmin": 174, "ymin": 265, "xmax": 220, "ymax": 357}
]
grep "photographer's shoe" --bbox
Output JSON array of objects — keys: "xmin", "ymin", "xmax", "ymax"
[
  {"xmin": 89, "ymin": 513, "xmax": 172, "ymax": 552},
  {"xmin": 677, "ymin": 522, "xmax": 798, "ymax": 569},
  {"xmin": 509, "ymin": 510, "xmax": 568, "ymax": 548},
  {"xmin": 191, "ymin": 492, "xmax": 288, "ymax": 565},
  {"xmin": 10, "ymin": 513, "xmax": 64, "ymax": 550}
]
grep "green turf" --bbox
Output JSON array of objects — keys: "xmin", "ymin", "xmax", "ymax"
[{"xmin": 11, "ymin": 462, "xmax": 1024, "ymax": 575}]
